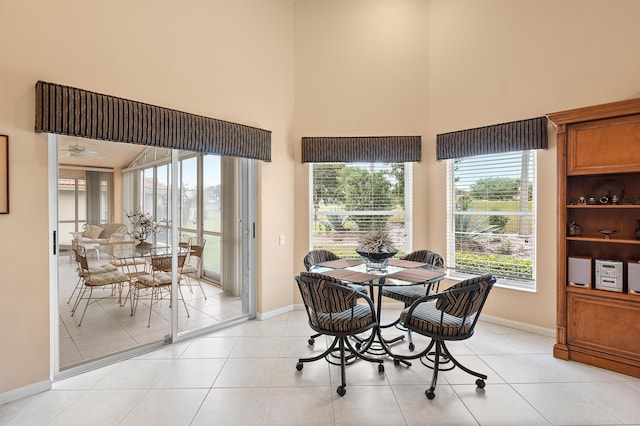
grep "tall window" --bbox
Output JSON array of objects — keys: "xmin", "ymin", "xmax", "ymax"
[
  {"xmin": 180, "ymin": 157, "xmax": 198, "ymax": 229},
  {"xmin": 447, "ymin": 150, "xmax": 536, "ymax": 289},
  {"xmin": 57, "ymin": 176, "xmax": 86, "ymax": 246},
  {"xmin": 309, "ymin": 162, "xmax": 412, "ymax": 256},
  {"xmin": 201, "ymin": 155, "xmax": 222, "ymax": 279},
  {"xmin": 179, "ymin": 154, "xmax": 222, "ymax": 281},
  {"xmin": 85, "ymin": 171, "xmax": 112, "ymax": 225},
  {"xmin": 57, "ymin": 169, "xmax": 113, "ymax": 246}
]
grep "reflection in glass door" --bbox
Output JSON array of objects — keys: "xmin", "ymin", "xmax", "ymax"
[
  {"xmin": 55, "ymin": 137, "xmax": 254, "ymax": 376},
  {"xmin": 56, "ymin": 138, "xmax": 171, "ymax": 373},
  {"xmin": 122, "ymin": 151, "xmax": 251, "ymax": 334}
]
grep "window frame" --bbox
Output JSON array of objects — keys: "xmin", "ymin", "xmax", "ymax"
[
  {"xmin": 446, "ymin": 150, "xmax": 537, "ymax": 292},
  {"xmin": 308, "ymin": 162, "xmax": 413, "ymax": 257}
]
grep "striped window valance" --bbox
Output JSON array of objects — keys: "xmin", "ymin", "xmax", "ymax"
[
  {"xmin": 435, "ymin": 116, "xmax": 547, "ymax": 160},
  {"xmin": 34, "ymin": 81, "xmax": 271, "ymax": 162},
  {"xmin": 301, "ymin": 136, "xmax": 421, "ymax": 163}
]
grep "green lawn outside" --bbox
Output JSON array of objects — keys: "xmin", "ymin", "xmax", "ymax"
[
  {"xmin": 181, "ymin": 209, "xmax": 221, "ymax": 273},
  {"xmin": 468, "ymin": 200, "xmax": 533, "ymax": 234}
]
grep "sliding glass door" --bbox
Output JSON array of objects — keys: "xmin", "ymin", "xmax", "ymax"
[{"xmin": 53, "ymin": 136, "xmax": 255, "ymax": 376}]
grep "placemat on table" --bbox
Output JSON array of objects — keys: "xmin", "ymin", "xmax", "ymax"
[
  {"xmin": 387, "ymin": 258, "xmax": 427, "ymax": 268},
  {"xmin": 320, "ymin": 268, "xmax": 378, "ymax": 283},
  {"xmin": 385, "ymin": 268, "xmax": 444, "ymax": 283}
]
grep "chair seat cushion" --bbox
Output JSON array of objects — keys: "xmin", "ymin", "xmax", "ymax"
[
  {"xmin": 137, "ymin": 272, "xmax": 172, "ymax": 287},
  {"xmin": 381, "ymin": 285, "xmax": 428, "ymax": 305},
  {"xmin": 87, "ymin": 264, "xmax": 118, "ymax": 274},
  {"xmin": 400, "ymin": 302, "xmax": 472, "ymax": 338},
  {"xmin": 85, "ymin": 270, "xmax": 129, "ymax": 286},
  {"xmin": 181, "ymin": 264, "xmax": 197, "ymax": 274},
  {"xmin": 311, "ymin": 304, "xmax": 375, "ymax": 333}
]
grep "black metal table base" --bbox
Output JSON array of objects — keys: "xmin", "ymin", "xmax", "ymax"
[{"xmin": 347, "ymin": 283, "xmax": 412, "ymax": 366}]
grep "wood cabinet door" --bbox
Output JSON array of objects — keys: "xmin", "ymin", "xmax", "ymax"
[
  {"xmin": 567, "ymin": 292, "xmax": 640, "ymax": 359},
  {"xmin": 568, "ymin": 115, "xmax": 640, "ymax": 175}
]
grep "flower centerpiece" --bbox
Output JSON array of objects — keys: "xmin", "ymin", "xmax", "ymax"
[
  {"xmin": 126, "ymin": 211, "xmax": 166, "ymax": 247},
  {"xmin": 356, "ymin": 229, "xmax": 398, "ymax": 272}
]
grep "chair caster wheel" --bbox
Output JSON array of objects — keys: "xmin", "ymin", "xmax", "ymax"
[
  {"xmin": 393, "ymin": 359, "xmax": 400, "ymax": 366},
  {"xmin": 409, "ymin": 342, "xmax": 415, "ymax": 351},
  {"xmin": 378, "ymin": 364, "xmax": 384, "ymax": 373},
  {"xmin": 308, "ymin": 338, "xmax": 315, "ymax": 345},
  {"xmin": 296, "ymin": 362, "xmax": 303, "ymax": 371},
  {"xmin": 425, "ymin": 388, "xmax": 435, "ymax": 400},
  {"xmin": 476, "ymin": 378, "xmax": 485, "ymax": 389},
  {"xmin": 337, "ymin": 386, "xmax": 346, "ymax": 396}
]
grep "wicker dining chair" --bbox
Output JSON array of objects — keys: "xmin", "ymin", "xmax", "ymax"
[
  {"xmin": 381, "ymin": 249, "xmax": 445, "ymax": 350},
  {"xmin": 392, "ymin": 274, "xmax": 496, "ymax": 399},
  {"xmin": 67, "ymin": 238, "xmax": 119, "ymax": 305},
  {"xmin": 303, "ymin": 249, "xmax": 338, "ymax": 270},
  {"xmin": 295, "ymin": 271, "xmax": 384, "ymax": 396},
  {"xmin": 70, "ymin": 245, "xmax": 130, "ymax": 326},
  {"xmin": 180, "ymin": 237, "xmax": 207, "ymax": 299},
  {"xmin": 130, "ymin": 249, "xmax": 189, "ymax": 327}
]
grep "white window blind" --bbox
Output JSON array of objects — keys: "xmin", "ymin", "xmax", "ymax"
[
  {"xmin": 447, "ymin": 151, "xmax": 536, "ymax": 289},
  {"xmin": 309, "ymin": 162, "xmax": 412, "ymax": 257}
]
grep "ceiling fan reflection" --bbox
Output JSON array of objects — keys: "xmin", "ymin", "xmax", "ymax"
[{"xmin": 60, "ymin": 140, "xmax": 104, "ymax": 159}]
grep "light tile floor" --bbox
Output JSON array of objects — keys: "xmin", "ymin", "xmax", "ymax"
[
  {"xmin": 58, "ymin": 253, "xmax": 243, "ymax": 369},
  {"xmin": 2, "ymin": 309, "xmax": 640, "ymax": 425}
]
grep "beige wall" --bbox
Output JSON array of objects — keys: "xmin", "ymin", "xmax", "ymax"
[
  {"xmin": 3, "ymin": 0, "xmax": 640, "ymax": 400},
  {"xmin": 427, "ymin": 0, "xmax": 640, "ymax": 327},
  {"xmin": 0, "ymin": 0, "xmax": 295, "ymax": 395},
  {"xmin": 293, "ymin": 0, "xmax": 431, "ymax": 272},
  {"xmin": 293, "ymin": 0, "xmax": 640, "ymax": 330}
]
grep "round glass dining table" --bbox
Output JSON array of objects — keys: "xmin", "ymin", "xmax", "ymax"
[{"xmin": 309, "ymin": 258, "xmax": 446, "ymax": 363}]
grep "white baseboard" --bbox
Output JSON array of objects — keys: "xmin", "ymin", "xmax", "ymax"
[
  {"xmin": 256, "ymin": 304, "xmax": 294, "ymax": 320},
  {"xmin": 480, "ymin": 314, "xmax": 555, "ymax": 337},
  {"xmin": 0, "ymin": 380, "xmax": 51, "ymax": 406}
]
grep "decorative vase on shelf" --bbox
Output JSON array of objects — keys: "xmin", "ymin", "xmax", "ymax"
[
  {"xmin": 568, "ymin": 221, "xmax": 582, "ymax": 236},
  {"xmin": 356, "ymin": 230, "xmax": 398, "ymax": 273},
  {"xmin": 635, "ymin": 220, "xmax": 640, "ymax": 240},
  {"xmin": 598, "ymin": 229, "xmax": 619, "ymax": 239}
]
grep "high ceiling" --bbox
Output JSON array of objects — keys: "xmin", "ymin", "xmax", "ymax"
[{"xmin": 58, "ymin": 135, "xmax": 146, "ymax": 169}]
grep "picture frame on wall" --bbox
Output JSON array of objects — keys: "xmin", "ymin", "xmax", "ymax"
[{"xmin": 0, "ymin": 134, "xmax": 8, "ymax": 214}]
